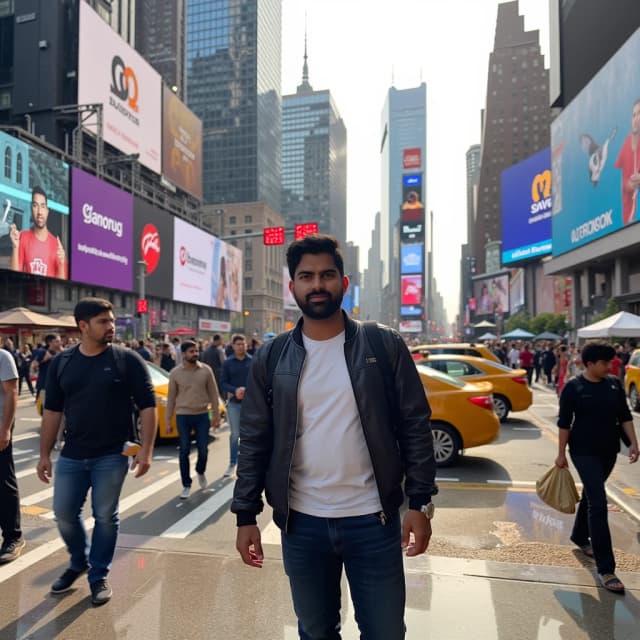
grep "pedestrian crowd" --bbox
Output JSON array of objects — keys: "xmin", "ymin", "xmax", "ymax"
[{"xmin": 0, "ymin": 234, "xmax": 638, "ymax": 637}]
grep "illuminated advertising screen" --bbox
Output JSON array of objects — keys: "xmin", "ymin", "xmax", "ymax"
[
  {"xmin": 509, "ymin": 268, "xmax": 525, "ymax": 314},
  {"xmin": 70, "ymin": 168, "xmax": 134, "ymax": 290},
  {"xmin": 0, "ymin": 132, "xmax": 70, "ymax": 279},
  {"xmin": 501, "ymin": 148, "xmax": 552, "ymax": 264},
  {"xmin": 473, "ymin": 274, "xmax": 509, "ymax": 316},
  {"xmin": 551, "ymin": 27, "xmax": 640, "ymax": 256},
  {"xmin": 401, "ymin": 305, "xmax": 422, "ymax": 317},
  {"xmin": 403, "ymin": 148, "xmax": 422, "ymax": 170},
  {"xmin": 162, "ymin": 85, "xmax": 203, "ymax": 199},
  {"xmin": 173, "ymin": 217, "xmax": 214, "ymax": 305},
  {"xmin": 210, "ymin": 236, "xmax": 242, "ymax": 312},
  {"xmin": 133, "ymin": 199, "xmax": 174, "ymax": 298},
  {"xmin": 78, "ymin": 2, "xmax": 162, "ymax": 173},
  {"xmin": 400, "ymin": 176, "xmax": 424, "ymax": 223},
  {"xmin": 401, "ymin": 275, "xmax": 423, "ymax": 306},
  {"xmin": 401, "ymin": 244, "xmax": 423, "ymax": 274}
]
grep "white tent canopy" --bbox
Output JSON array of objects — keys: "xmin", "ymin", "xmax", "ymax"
[{"xmin": 577, "ymin": 311, "xmax": 640, "ymax": 338}]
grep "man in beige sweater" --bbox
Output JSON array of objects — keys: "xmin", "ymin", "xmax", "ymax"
[{"xmin": 166, "ymin": 340, "xmax": 220, "ymax": 499}]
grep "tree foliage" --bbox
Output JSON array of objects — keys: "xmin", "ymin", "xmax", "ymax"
[{"xmin": 593, "ymin": 298, "xmax": 620, "ymax": 323}]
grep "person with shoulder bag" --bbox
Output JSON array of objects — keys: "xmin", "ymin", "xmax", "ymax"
[{"xmin": 556, "ymin": 342, "xmax": 638, "ymax": 594}]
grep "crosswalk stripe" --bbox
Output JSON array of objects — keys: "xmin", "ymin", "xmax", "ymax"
[
  {"xmin": 21, "ymin": 487, "xmax": 54, "ymax": 506},
  {"xmin": 0, "ymin": 470, "xmax": 182, "ymax": 584},
  {"xmin": 13, "ymin": 432, "xmax": 39, "ymax": 442},
  {"xmin": 161, "ymin": 482, "xmax": 235, "ymax": 539}
]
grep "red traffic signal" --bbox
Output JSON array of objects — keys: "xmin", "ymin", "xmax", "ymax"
[
  {"xmin": 137, "ymin": 299, "xmax": 148, "ymax": 314},
  {"xmin": 294, "ymin": 222, "xmax": 319, "ymax": 240},
  {"xmin": 263, "ymin": 226, "xmax": 285, "ymax": 245}
]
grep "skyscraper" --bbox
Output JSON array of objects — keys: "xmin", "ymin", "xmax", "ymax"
[
  {"xmin": 135, "ymin": 0, "xmax": 185, "ymax": 98},
  {"xmin": 473, "ymin": 1, "xmax": 550, "ymax": 274},
  {"xmin": 185, "ymin": 0, "xmax": 282, "ymax": 211},
  {"xmin": 379, "ymin": 83, "xmax": 427, "ymax": 327},
  {"xmin": 281, "ymin": 38, "xmax": 347, "ymax": 244}
]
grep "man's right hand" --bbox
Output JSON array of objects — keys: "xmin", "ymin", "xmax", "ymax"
[
  {"xmin": 236, "ymin": 525, "xmax": 264, "ymax": 568},
  {"xmin": 9, "ymin": 223, "xmax": 19, "ymax": 249},
  {"xmin": 555, "ymin": 453, "xmax": 568, "ymax": 468},
  {"xmin": 37, "ymin": 456, "xmax": 52, "ymax": 483}
]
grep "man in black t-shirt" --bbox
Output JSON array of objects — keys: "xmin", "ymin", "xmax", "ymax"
[
  {"xmin": 37, "ymin": 298, "xmax": 157, "ymax": 606},
  {"xmin": 556, "ymin": 342, "xmax": 638, "ymax": 594}
]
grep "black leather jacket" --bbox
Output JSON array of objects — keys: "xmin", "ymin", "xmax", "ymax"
[{"xmin": 230, "ymin": 314, "xmax": 437, "ymax": 530}]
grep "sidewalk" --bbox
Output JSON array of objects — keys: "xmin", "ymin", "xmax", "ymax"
[{"xmin": 0, "ymin": 541, "xmax": 638, "ymax": 639}]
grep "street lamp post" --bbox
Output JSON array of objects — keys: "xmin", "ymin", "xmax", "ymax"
[{"xmin": 137, "ymin": 260, "xmax": 147, "ymax": 341}]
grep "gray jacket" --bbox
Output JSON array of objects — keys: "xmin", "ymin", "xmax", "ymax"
[{"xmin": 230, "ymin": 314, "xmax": 437, "ymax": 530}]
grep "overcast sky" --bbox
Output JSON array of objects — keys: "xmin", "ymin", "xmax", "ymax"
[{"xmin": 281, "ymin": 0, "xmax": 549, "ymax": 322}]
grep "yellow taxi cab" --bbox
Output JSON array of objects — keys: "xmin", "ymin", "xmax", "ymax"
[
  {"xmin": 416, "ymin": 363, "xmax": 500, "ymax": 466},
  {"xmin": 624, "ymin": 348, "xmax": 640, "ymax": 410},
  {"xmin": 417, "ymin": 354, "xmax": 532, "ymax": 422},
  {"xmin": 146, "ymin": 361, "xmax": 226, "ymax": 439},
  {"xmin": 410, "ymin": 342, "xmax": 500, "ymax": 363}
]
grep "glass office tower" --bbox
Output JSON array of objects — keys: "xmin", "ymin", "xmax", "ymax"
[
  {"xmin": 281, "ymin": 53, "xmax": 347, "ymax": 245},
  {"xmin": 186, "ymin": 0, "xmax": 281, "ymax": 210}
]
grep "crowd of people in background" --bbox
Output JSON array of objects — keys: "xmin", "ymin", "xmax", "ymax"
[{"xmin": 480, "ymin": 337, "xmax": 637, "ymax": 396}]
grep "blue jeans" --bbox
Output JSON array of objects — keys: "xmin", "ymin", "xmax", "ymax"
[
  {"xmin": 281, "ymin": 510, "xmax": 406, "ymax": 640},
  {"xmin": 53, "ymin": 453, "xmax": 129, "ymax": 584},
  {"xmin": 570, "ymin": 452, "xmax": 617, "ymax": 575},
  {"xmin": 177, "ymin": 413, "xmax": 210, "ymax": 487},
  {"xmin": 226, "ymin": 401, "xmax": 241, "ymax": 466}
]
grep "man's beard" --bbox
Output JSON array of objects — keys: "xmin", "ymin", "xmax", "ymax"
[{"xmin": 294, "ymin": 289, "xmax": 343, "ymax": 320}]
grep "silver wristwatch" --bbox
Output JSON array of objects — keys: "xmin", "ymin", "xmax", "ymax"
[{"xmin": 419, "ymin": 502, "xmax": 435, "ymax": 519}]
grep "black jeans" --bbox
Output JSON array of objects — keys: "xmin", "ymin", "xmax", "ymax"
[
  {"xmin": 18, "ymin": 365, "xmax": 34, "ymax": 395},
  {"xmin": 570, "ymin": 452, "xmax": 617, "ymax": 575},
  {"xmin": 0, "ymin": 440, "xmax": 22, "ymax": 544}
]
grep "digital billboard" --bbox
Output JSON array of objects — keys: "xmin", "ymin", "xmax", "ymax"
[
  {"xmin": 162, "ymin": 85, "xmax": 203, "ymax": 199},
  {"xmin": 401, "ymin": 305, "xmax": 422, "ymax": 317},
  {"xmin": 401, "ymin": 275, "xmax": 423, "ymax": 306},
  {"xmin": 403, "ymin": 148, "xmax": 422, "ymax": 170},
  {"xmin": 173, "ymin": 217, "xmax": 214, "ymax": 306},
  {"xmin": 509, "ymin": 268, "xmax": 525, "ymax": 314},
  {"xmin": 501, "ymin": 148, "xmax": 552, "ymax": 264},
  {"xmin": 210, "ymin": 236, "xmax": 242, "ymax": 312},
  {"xmin": 133, "ymin": 199, "xmax": 174, "ymax": 298},
  {"xmin": 70, "ymin": 168, "xmax": 134, "ymax": 290},
  {"xmin": 400, "ymin": 176, "xmax": 424, "ymax": 223},
  {"xmin": 78, "ymin": 2, "xmax": 162, "ymax": 174},
  {"xmin": 551, "ymin": 27, "xmax": 640, "ymax": 256},
  {"xmin": 0, "ymin": 132, "xmax": 70, "ymax": 279},
  {"xmin": 401, "ymin": 244, "xmax": 423, "ymax": 274},
  {"xmin": 473, "ymin": 274, "xmax": 509, "ymax": 316}
]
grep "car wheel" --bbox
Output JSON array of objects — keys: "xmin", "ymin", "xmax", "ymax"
[
  {"xmin": 431, "ymin": 422, "xmax": 461, "ymax": 466},
  {"xmin": 630, "ymin": 384, "xmax": 640, "ymax": 411},
  {"xmin": 493, "ymin": 394, "xmax": 510, "ymax": 422}
]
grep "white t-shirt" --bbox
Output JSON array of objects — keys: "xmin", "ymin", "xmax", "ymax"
[{"xmin": 289, "ymin": 330, "xmax": 382, "ymax": 518}]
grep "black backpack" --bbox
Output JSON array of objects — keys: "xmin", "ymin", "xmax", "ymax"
[
  {"xmin": 569, "ymin": 374, "xmax": 631, "ymax": 447},
  {"xmin": 265, "ymin": 322, "xmax": 398, "ymax": 421}
]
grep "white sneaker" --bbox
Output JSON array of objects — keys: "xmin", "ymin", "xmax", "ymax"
[
  {"xmin": 197, "ymin": 473, "xmax": 207, "ymax": 490},
  {"xmin": 223, "ymin": 464, "xmax": 236, "ymax": 478},
  {"xmin": 179, "ymin": 486, "xmax": 190, "ymax": 500}
]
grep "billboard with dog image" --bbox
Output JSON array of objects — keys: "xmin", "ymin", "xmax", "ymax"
[{"xmin": 551, "ymin": 28, "xmax": 640, "ymax": 256}]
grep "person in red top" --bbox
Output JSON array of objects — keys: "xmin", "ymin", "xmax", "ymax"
[
  {"xmin": 9, "ymin": 186, "xmax": 67, "ymax": 279},
  {"xmin": 519, "ymin": 343, "xmax": 534, "ymax": 386},
  {"xmin": 609, "ymin": 351, "xmax": 622, "ymax": 379},
  {"xmin": 614, "ymin": 98, "xmax": 640, "ymax": 226}
]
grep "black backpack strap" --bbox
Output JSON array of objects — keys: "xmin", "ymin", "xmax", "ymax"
[
  {"xmin": 110, "ymin": 344, "xmax": 129, "ymax": 381},
  {"xmin": 266, "ymin": 332, "xmax": 290, "ymax": 409},
  {"xmin": 362, "ymin": 321, "xmax": 398, "ymax": 421},
  {"xmin": 56, "ymin": 344, "xmax": 80, "ymax": 383}
]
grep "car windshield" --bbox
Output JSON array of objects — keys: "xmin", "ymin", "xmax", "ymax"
[
  {"xmin": 416, "ymin": 363, "xmax": 466, "ymax": 388},
  {"xmin": 487, "ymin": 361, "xmax": 517, "ymax": 373},
  {"xmin": 146, "ymin": 361, "xmax": 170, "ymax": 385}
]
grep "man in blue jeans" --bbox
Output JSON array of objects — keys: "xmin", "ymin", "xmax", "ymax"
[
  {"xmin": 556, "ymin": 341, "xmax": 638, "ymax": 594},
  {"xmin": 37, "ymin": 298, "xmax": 157, "ymax": 606},
  {"xmin": 166, "ymin": 340, "xmax": 220, "ymax": 499},
  {"xmin": 220, "ymin": 334, "xmax": 251, "ymax": 478},
  {"xmin": 231, "ymin": 235, "xmax": 437, "ymax": 639}
]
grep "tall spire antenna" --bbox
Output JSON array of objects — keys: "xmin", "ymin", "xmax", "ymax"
[
  {"xmin": 302, "ymin": 13, "xmax": 309, "ymax": 84},
  {"xmin": 297, "ymin": 12, "xmax": 313, "ymax": 93}
]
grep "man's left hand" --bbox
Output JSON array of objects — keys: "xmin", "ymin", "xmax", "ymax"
[
  {"xmin": 629, "ymin": 444, "xmax": 639, "ymax": 464},
  {"xmin": 130, "ymin": 449, "xmax": 152, "ymax": 477},
  {"xmin": 402, "ymin": 510, "xmax": 432, "ymax": 557},
  {"xmin": 211, "ymin": 416, "xmax": 221, "ymax": 429}
]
